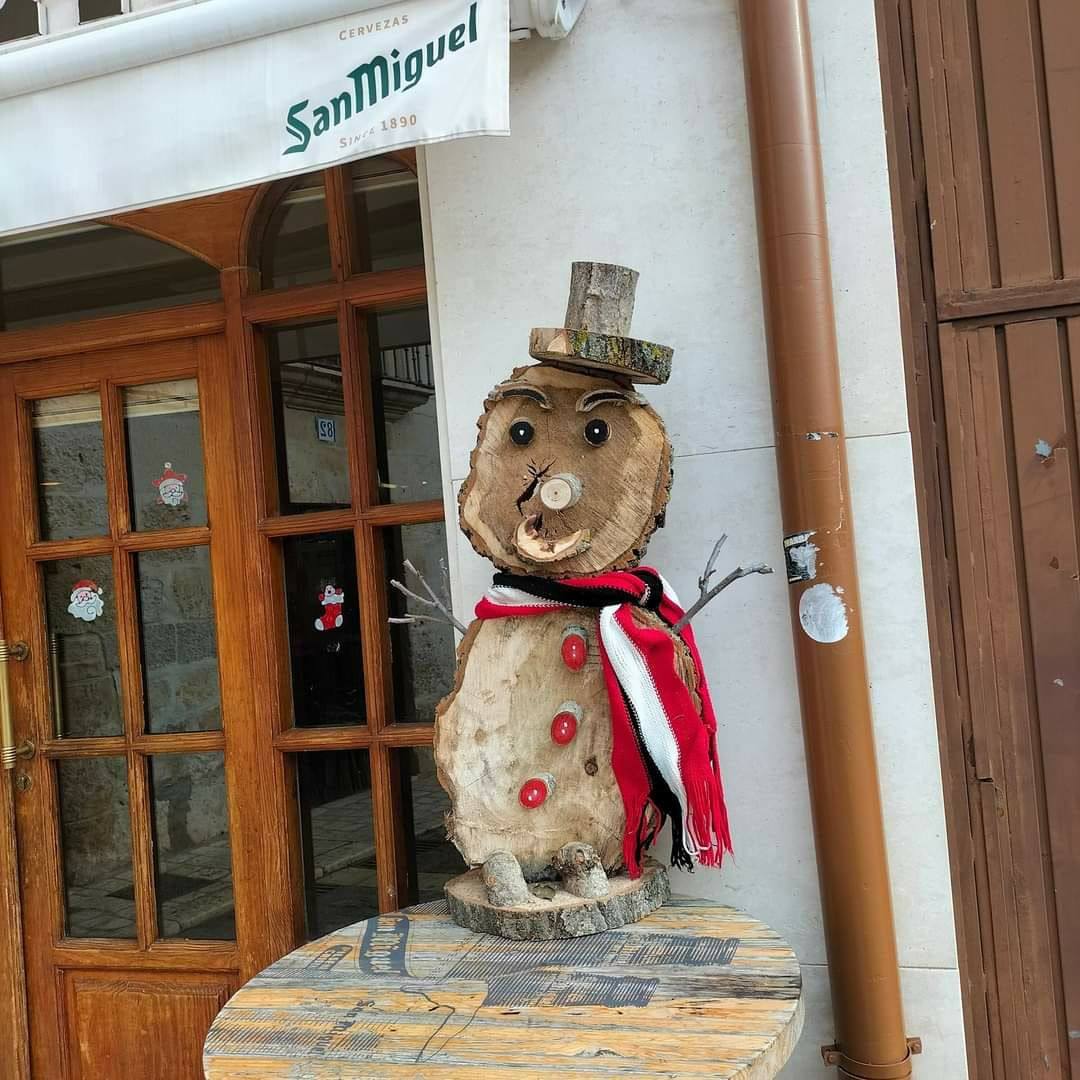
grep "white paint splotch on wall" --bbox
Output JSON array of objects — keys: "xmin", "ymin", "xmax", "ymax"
[{"xmin": 798, "ymin": 583, "xmax": 849, "ymax": 644}]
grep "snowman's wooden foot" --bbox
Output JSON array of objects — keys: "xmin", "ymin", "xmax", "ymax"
[
  {"xmin": 552, "ymin": 842, "xmax": 609, "ymax": 899},
  {"xmin": 480, "ymin": 850, "xmax": 533, "ymax": 907}
]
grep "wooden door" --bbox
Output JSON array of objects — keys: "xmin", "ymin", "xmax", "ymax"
[
  {"xmin": 0, "ymin": 158, "xmax": 460, "ymax": 1079},
  {"xmin": 877, "ymin": 0, "xmax": 1080, "ymax": 1075},
  {"xmin": 0, "ymin": 335, "xmax": 258, "ymax": 1078}
]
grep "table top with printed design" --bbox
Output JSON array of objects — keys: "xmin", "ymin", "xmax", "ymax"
[{"xmin": 203, "ymin": 896, "xmax": 803, "ymax": 1079}]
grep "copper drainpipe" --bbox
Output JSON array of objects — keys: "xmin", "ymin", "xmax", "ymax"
[{"xmin": 738, "ymin": 2, "xmax": 914, "ymax": 1078}]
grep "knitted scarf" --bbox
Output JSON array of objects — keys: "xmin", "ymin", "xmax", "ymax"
[{"xmin": 475, "ymin": 567, "xmax": 732, "ymax": 878}]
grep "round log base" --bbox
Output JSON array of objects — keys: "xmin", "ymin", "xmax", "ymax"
[{"xmin": 445, "ymin": 859, "xmax": 671, "ymax": 940}]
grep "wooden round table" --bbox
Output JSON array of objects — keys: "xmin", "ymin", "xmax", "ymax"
[{"xmin": 204, "ymin": 896, "xmax": 803, "ymax": 1079}]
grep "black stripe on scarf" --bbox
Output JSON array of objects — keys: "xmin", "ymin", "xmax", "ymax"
[
  {"xmin": 493, "ymin": 570, "xmax": 666, "ymax": 614},
  {"xmin": 619, "ymin": 685, "xmax": 694, "ymax": 873}
]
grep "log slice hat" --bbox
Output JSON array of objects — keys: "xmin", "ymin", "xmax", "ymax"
[{"xmin": 529, "ymin": 262, "xmax": 673, "ymax": 385}]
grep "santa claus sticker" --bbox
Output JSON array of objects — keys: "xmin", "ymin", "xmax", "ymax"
[
  {"xmin": 314, "ymin": 584, "xmax": 345, "ymax": 632},
  {"xmin": 153, "ymin": 462, "xmax": 188, "ymax": 507},
  {"xmin": 68, "ymin": 580, "xmax": 105, "ymax": 623}
]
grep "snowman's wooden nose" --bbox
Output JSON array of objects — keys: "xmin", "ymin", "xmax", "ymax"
[{"xmin": 539, "ymin": 473, "xmax": 583, "ymax": 511}]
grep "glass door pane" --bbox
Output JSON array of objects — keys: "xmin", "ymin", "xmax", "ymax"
[
  {"xmin": 135, "ymin": 547, "xmax": 221, "ymax": 734},
  {"xmin": 368, "ymin": 307, "xmax": 442, "ymax": 504},
  {"xmin": 282, "ymin": 532, "xmax": 364, "ymax": 728},
  {"xmin": 265, "ymin": 320, "xmax": 351, "ymax": 515},
  {"xmin": 43, "ymin": 556, "xmax": 123, "ymax": 739},
  {"xmin": 0, "ymin": 225, "xmax": 221, "ymax": 331},
  {"xmin": 149, "ymin": 753, "xmax": 235, "ymax": 940},
  {"xmin": 296, "ymin": 750, "xmax": 378, "ymax": 939},
  {"xmin": 350, "ymin": 156, "xmax": 424, "ymax": 272},
  {"xmin": 260, "ymin": 174, "xmax": 333, "ymax": 290},
  {"xmin": 31, "ymin": 393, "xmax": 109, "ymax": 540},
  {"xmin": 123, "ymin": 379, "xmax": 207, "ymax": 530},
  {"xmin": 58, "ymin": 756, "xmax": 136, "ymax": 938},
  {"xmin": 383, "ymin": 522, "xmax": 456, "ymax": 724},
  {"xmin": 396, "ymin": 747, "xmax": 459, "ymax": 904}
]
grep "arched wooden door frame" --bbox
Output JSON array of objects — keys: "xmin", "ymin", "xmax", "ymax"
[{"xmin": 0, "ymin": 148, "xmax": 443, "ymax": 1079}]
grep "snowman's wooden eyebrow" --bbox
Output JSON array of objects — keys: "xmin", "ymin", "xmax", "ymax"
[
  {"xmin": 489, "ymin": 382, "xmax": 552, "ymax": 409},
  {"xmin": 576, "ymin": 388, "xmax": 644, "ymax": 411}
]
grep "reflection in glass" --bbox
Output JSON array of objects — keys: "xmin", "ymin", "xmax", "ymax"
[
  {"xmin": 265, "ymin": 320, "xmax": 351, "ymax": 515},
  {"xmin": 283, "ymin": 532, "xmax": 364, "ymax": 727},
  {"xmin": 0, "ymin": 223, "xmax": 220, "ymax": 331},
  {"xmin": 31, "ymin": 393, "xmax": 109, "ymax": 540},
  {"xmin": 58, "ymin": 757, "xmax": 136, "ymax": 938},
  {"xmin": 124, "ymin": 380, "xmax": 207, "ymax": 530},
  {"xmin": 0, "ymin": 1, "xmax": 38, "ymax": 45},
  {"xmin": 43, "ymin": 557, "xmax": 123, "ymax": 739},
  {"xmin": 398, "ymin": 747, "xmax": 460, "ymax": 905},
  {"xmin": 296, "ymin": 750, "xmax": 378, "ymax": 940},
  {"xmin": 351, "ymin": 156, "xmax": 424, "ymax": 273},
  {"xmin": 260, "ymin": 174, "xmax": 333, "ymax": 290},
  {"xmin": 149, "ymin": 753, "xmax": 235, "ymax": 940},
  {"xmin": 79, "ymin": 0, "xmax": 122, "ymax": 22},
  {"xmin": 368, "ymin": 307, "xmax": 441, "ymax": 504},
  {"xmin": 384, "ymin": 522, "xmax": 456, "ymax": 724},
  {"xmin": 136, "ymin": 548, "xmax": 221, "ymax": 734}
]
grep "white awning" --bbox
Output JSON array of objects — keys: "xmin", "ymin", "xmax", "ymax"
[{"xmin": 0, "ymin": 0, "xmax": 511, "ymax": 237}]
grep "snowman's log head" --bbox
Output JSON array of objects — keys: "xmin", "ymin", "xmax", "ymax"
[{"xmin": 458, "ymin": 364, "xmax": 673, "ymax": 578}]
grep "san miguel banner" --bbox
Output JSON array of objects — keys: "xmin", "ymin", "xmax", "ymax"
[{"xmin": 0, "ymin": 0, "xmax": 509, "ymax": 236}]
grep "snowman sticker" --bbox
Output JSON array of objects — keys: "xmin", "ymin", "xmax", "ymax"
[
  {"xmin": 153, "ymin": 462, "xmax": 188, "ymax": 507},
  {"xmin": 314, "ymin": 584, "xmax": 345, "ymax": 632},
  {"xmin": 68, "ymin": 580, "xmax": 105, "ymax": 623}
]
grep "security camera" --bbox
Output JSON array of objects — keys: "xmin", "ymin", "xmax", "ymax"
[{"xmin": 510, "ymin": 0, "xmax": 588, "ymax": 41}]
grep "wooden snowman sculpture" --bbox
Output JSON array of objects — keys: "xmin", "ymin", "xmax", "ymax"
[{"xmin": 436, "ymin": 263, "xmax": 761, "ymax": 940}]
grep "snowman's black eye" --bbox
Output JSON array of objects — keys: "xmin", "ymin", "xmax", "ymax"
[
  {"xmin": 584, "ymin": 418, "xmax": 610, "ymax": 446},
  {"xmin": 509, "ymin": 418, "xmax": 535, "ymax": 446}
]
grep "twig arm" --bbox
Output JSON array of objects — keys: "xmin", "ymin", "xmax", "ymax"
[
  {"xmin": 673, "ymin": 560, "xmax": 773, "ymax": 634},
  {"xmin": 390, "ymin": 562, "xmax": 468, "ymax": 635},
  {"xmin": 390, "ymin": 614, "xmax": 465, "ymax": 628},
  {"xmin": 699, "ymin": 534, "xmax": 727, "ymax": 593}
]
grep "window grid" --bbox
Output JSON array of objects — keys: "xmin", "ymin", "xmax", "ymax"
[
  {"xmin": 248, "ymin": 164, "xmax": 447, "ymax": 922},
  {"xmin": 17, "ymin": 355, "xmax": 227, "ymax": 951}
]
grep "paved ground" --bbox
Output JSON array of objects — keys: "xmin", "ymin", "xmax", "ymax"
[{"xmin": 65, "ymin": 768, "xmax": 456, "ymax": 941}]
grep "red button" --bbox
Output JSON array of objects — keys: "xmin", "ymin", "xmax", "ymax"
[
  {"xmin": 551, "ymin": 703, "xmax": 580, "ymax": 745},
  {"xmin": 519, "ymin": 777, "xmax": 550, "ymax": 809},
  {"xmin": 561, "ymin": 626, "xmax": 587, "ymax": 671}
]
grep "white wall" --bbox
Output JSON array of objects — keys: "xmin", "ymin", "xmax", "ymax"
[{"xmin": 421, "ymin": 1, "xmax": 966, "ymax": 1076}]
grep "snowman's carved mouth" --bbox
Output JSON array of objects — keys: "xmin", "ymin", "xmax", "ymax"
[{"xmin": 514, "ymin": 512, "xmax": 590, "ymax": 563}]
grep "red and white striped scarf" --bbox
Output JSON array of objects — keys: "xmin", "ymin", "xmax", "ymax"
[{"xmin": 475, "ymin": 568, "xmax": 732, "ymax": 878}]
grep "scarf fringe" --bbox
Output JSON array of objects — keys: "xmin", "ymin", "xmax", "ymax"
[{"xmin": 683, "ymin": 774, "xmax": 733, "ymax": 868}]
